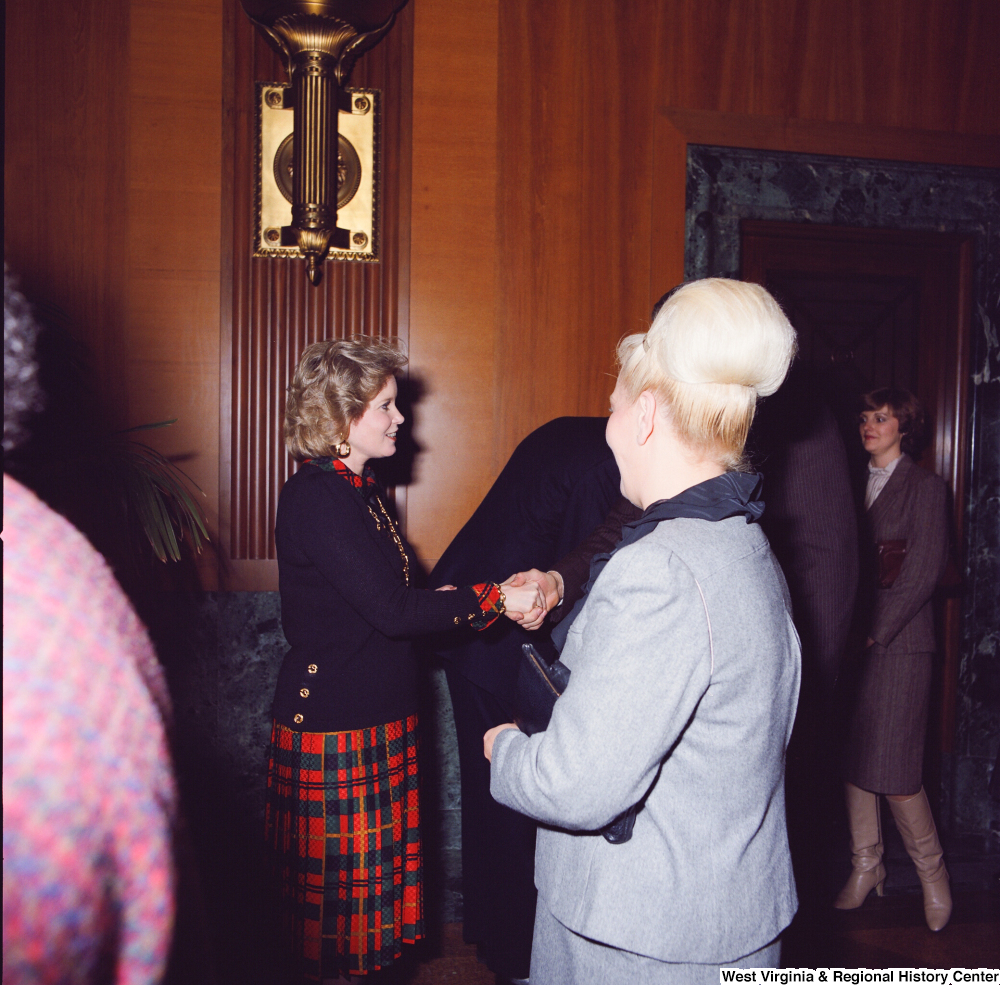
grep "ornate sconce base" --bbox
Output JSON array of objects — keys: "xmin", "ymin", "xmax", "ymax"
[
  {"xmin": 255, "ymin": 83, "xmax": 379, "ymax": 265},
  {"xmin": 241, "ymin": 0, "xmax": 405, "ymax": 284}
]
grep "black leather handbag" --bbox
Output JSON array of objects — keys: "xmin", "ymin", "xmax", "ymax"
[
  {"xmin": 514, "ymin": 642, "xmax": 638, "ymax": 844},
  {"xmin": 513, "ymin": 640, "xmax": 570, "ymax": 737}
]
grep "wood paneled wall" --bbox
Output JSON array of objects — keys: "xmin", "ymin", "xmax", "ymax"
[
  {"xmin": 221, "ymin": 1, "xmax": 413, "ymax": 586},
  {"xmin": 654, "ymin": 0, "xmax": 997, "ymax": 130},
  {"xmin": 405, "ymin": 0, "xmax": 500, "ymax": 565},
  {"xmin": 126, "ymin": 0, "xmax": 223, "ymax": 587},
  {"xmin": 406, "ymin": 0, "xmax": 999, "ymax": 567},
  {"xmin": 7, "ymin": 0, "xmax": 997, "ymax": 585},
  {"xmin": 6, "ymin": 0, "xmax": 223, "ymax": 584},
  {"xmin": 494, "ymin": 2, "xmax": 660, "ymax": 461},
  {"xmin": 5, "ymin": 0, "xmax": 132, "ymax": 423}
]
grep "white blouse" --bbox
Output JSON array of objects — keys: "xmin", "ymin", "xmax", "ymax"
[{"xmin": 865, "ymin": 454, "xmax": 903, "ymax": 510}]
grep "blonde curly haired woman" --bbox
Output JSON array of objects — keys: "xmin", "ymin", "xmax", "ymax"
[{"xmin": 266, "ymin": 338, "xmax": 543, "ymax": 983}]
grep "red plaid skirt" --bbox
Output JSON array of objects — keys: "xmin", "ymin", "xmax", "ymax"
[{"xmin": 265, "ymin": 715, "xmax": 424, "ymax": 979}]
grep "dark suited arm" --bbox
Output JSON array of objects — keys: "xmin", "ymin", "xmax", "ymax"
[
  {"xmin": 870, "ymin": 475, "xmax": 949, "ymax": 648},
  {"xmin": 549, "ymin": 496, "xmax": 641, "ymax": 623},
  {"xmin": 761, "ymin": 404, "xmax": 858, "ymax": 693}
]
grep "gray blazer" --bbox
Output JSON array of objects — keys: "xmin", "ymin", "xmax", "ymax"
[
  {"xmin": 490, "ymin": 515, "xmax": 801, "ymax": 964},
  {"xmin": 864, "ymin": 454, "xmax": 949, "ymax": 654}
]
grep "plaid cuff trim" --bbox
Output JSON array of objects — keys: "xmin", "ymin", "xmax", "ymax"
[{"xmin": 469, "ymin": 582, "xmax": 504, "ymax": 631}]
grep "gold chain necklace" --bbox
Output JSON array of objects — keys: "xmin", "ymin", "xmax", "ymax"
[{"xmin": 366, "ymin": 494, "xmax": 410, "ymax": 586}]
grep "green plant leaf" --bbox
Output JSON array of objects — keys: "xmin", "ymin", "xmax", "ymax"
[
  {"xmin": 116, "ymin": 419, "xmax": 178, "ymax": 433},
  {"xmin": 108, "ymin": 420, "xmax": 210, "ymax": 564}
]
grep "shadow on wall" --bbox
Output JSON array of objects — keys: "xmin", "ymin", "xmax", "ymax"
[{"xmin": 4, "ymin": 302, "xmax": 211, "ymax": 599}]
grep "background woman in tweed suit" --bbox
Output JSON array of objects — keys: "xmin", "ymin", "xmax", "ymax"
[{"xmin": 835, "ymin": 388, "xmax": 952, "ymax": 931}]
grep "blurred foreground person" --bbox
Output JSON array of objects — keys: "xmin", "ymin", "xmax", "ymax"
[
  {"xmin": 835, "ymin": 388, "xmax": 952, "ymax": 931},
  {"xmin": 486, "ymin": 279, "xmax": 801, "ymax": 984},
  {"xmin": 3, "ymin": 264, "xmax": 177, "ymax": 984}
]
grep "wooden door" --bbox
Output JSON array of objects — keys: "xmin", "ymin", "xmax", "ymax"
[{"xmin": 741, "ymin": 220, "xmax": 973, "ymax": 763}]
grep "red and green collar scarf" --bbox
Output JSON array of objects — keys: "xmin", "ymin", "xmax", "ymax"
[{"xmin": 303, "ymin": 457, "xmax": 378, "ymax": 498}]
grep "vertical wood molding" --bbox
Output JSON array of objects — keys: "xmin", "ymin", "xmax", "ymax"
[{"xmin": 220, "ymin": 0, "xmax": 412, "ymax": 587}]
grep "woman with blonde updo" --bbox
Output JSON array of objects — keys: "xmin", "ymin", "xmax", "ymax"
[
  {"xmin": 266, "ymin": 337, "xmax": 543, "ymax": 983},
  {"xmin": 486, "ymin": 279, "xmax": 802, "ymax": 983}
]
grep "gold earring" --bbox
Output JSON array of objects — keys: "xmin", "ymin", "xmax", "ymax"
[{"xmin": 334, "ymin": 440, "xmax": 351, "ymax": 458}]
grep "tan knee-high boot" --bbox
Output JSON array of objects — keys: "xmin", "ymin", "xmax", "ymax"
[
  {"xmin": 833, "ymin": 782, "xmax": 886, "ymax": 909},
  {"xmin": 888, "ymin": 787, "xmax": 952, "ymax": 931}
]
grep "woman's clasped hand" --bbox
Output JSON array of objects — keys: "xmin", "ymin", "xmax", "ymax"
[
  {"xmin": 498, "ymin": 578, "xmax": 548, "ymax": 621},
  {"xmin": 436, "ymin": 578, "xmax": 545, "ymax": 617}
]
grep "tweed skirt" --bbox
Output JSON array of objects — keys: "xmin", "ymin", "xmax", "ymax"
[
  {"xmin": 265, "ymin": 715, "xmax": 424, "ymax": 980},
  {"xmin": 844, "ymin": 648, "xmax": 932, "ymax": 795}
]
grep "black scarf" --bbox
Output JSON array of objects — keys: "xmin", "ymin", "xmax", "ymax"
[{"xmin": 550, "ymin": 471, "xmax": 765, "ymax": 651}]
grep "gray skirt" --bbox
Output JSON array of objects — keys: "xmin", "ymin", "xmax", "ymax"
[
  {"xmin": 530, "ymin": 899, "xmax": 781, "ymax": 985},
  {"xmin": 844, "ymin": 647, "xmax": 932, "ymax": 796}
]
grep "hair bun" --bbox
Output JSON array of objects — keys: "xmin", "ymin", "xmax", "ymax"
[
  {"xmin": 651, "ymin": 280, "xmax": 796, "ymax": 398},
  {"xmin": 615, "ymin": 279, "xmax": 797, "ymax": 470}
]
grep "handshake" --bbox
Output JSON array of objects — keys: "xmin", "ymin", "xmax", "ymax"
[
  {"xmin": 436, "ymin": 569, "xmax": 564, "ymax": 630},
  {"xmin": 500, "ymin": 569, "xmax": 565, "ymax": 632}
]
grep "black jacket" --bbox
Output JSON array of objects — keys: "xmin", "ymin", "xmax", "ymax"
[
  {"xmin": 274, "ymin": 463, "xmax": 487, "ymax": 731},
  {"xmin": 429, "ymin": 417, "xmax": 622, "ymax": 709},
  {"xmin": 433, "ymin": 372, "xmax": 859, "ymax": 706},
  {"xmin": 558, "ymin": 367, "xmax": 859, "ymax": 697}
]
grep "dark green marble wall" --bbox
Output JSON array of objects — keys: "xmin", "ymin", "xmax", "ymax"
[
  {"xmin": 685, "ymin": 145, "xmax": 1000, "ymax": 875},
  {"xmin": 148, "ymin": 591, "xmax": 463, "ymax": 983}
]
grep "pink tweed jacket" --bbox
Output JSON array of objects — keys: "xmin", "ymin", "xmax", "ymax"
[{"xmin": 3, "ymin": 474, "xmax": 177, "ymax": 985}]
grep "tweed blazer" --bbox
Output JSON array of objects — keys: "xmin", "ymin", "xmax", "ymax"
[
  {"xmin": 490, "ymin": 515, "xmax": 801, "ymax": 964},
  {"xmin": 862, "ymin": 454, "xmax": 949, "ymax": 655}
]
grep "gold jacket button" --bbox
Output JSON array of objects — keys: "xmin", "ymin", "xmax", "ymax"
[
  {"xmin": 307, "ymin": 664, "xmax": 318, "ymax": 674},
  {"xmin": 300, "ymin": 688, "xmax": 310, "ymax": 698},
  {"xmin": 293, "ymin": 714, "xmax": 304, "ymax": 724},
  {"xmin": 453, "ymin": 616, "xmax": 461, "ymax": 625},
  {"xmin": 467, "ymin": 612, "xmax": 475, "ymax": 621}
]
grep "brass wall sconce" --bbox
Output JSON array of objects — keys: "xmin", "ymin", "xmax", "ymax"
[
  {"xmin": 241, "ymin": 0, "xmax": 408, "ymax": 284},
  {"xmin": 256, "ymin": 82, "xmax": 378, "ymax": 263}
]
